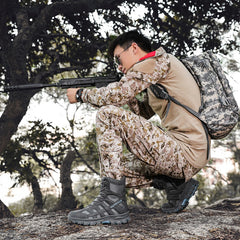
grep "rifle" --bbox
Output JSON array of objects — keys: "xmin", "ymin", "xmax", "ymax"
[{"xmin": 2, "ymin": 75, "xmax": 120, "ymax": 92}]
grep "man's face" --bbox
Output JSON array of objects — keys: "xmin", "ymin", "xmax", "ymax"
[{"xmin": 113, "ymin": 43, "xmax": 137, "ymax": 74}]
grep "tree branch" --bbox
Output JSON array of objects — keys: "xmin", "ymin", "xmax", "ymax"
[
  {"xmin": 69, "ymin": 138, "xmax": 100, "ymax": 176},
  {"xmin": 204, "ymin": 165, "xmax": 229, "ymax": 183}
]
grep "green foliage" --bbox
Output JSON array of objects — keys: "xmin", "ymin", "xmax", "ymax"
[
  {"xmin": 1, "ymin": 120, "xmax": 68, "ymax": 173},
  {"xmin": 139, "ymin": 188, "xmax": 166, "ymax": 208},
  {"xmin": 0, "ymin": 120, "xmax": 70, "ymax": 197},
  {"xmin": 1, "ymin": 0, "xmax": 240, "ymax": 88},
  {"xmin": 105, "ymin": 0, "xmax": 240, "ymax": 56},
  {"xmin": 195, "ymin": 169, "xmax": 240, "ymax": 207},
  {"xmin": 19, "ymin": 120, "xmax": 68, "ymax": 160},
  {"xmin": 8, "ymin": 194, "xmax": 59, "ymax": 216},
  {"xmin": 71, "ymin": 126, "xmax": 100, "ymax": 174},
  {"xmin": 195, "ymin": 173, "xmax": 208, "ymax": 207},
  {"xmin": 43, "ymin": 194, "xmax": 60, "ymax": 212},
  {"xmin": 228, "ymin": 172, "xmax": 240, "ymax": 196},
  {"xmin": 72, "ymin": 174, "xmax": 100, "ymax": 208},
  {"xmin": 79, "ymin": 127, "xmax": 99, "ymax": 167},
  {"xmin": 207, "ymin": 181, "xmax": 226, "ymax": 204},
  {"xmin": 8, "ymin": 196, "xmax": 34, "ymax": 217}
]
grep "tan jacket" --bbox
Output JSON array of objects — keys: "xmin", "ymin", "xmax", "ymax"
[{"xmin": 132, "ymin": 52, "xmax": 209, "ymax": 169}]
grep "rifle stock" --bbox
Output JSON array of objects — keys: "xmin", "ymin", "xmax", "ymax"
[{"xmin": 3, "ymin": 75, "xmax": 120, "ymax": 92}]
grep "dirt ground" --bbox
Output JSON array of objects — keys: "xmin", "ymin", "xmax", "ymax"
[{"xmin": 0, "ymin": 198, "xmax": 240, "ymax": 240}]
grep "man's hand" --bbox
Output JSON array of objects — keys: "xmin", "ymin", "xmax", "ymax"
[{"xmin": 67, "ymin": 88, "xmax": 79, "ymax": 103}]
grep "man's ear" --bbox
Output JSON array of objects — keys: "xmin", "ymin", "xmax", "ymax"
[{"xmin": 131, "ymin": 42, "xmax": 138, "ymax": 54}]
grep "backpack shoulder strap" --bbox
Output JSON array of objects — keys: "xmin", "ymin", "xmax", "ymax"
[
  {"xmin": 149, "ymin": 83, "xmax": 210, "ymax": 160},
  {"xmin": 150, "ymin": 83, "xmax": 201, "ymax": 120},
  {"xmin": 149, "ymin": 83, "xmax": 171, "ymax": 118},
  {"xmin": 168, "ymin": 93, "xmax": 210, "ymax": 159}
]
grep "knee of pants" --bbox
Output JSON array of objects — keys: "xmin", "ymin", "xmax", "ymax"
[{"xmin": 96, "ymin": 105, "xmax": 122, "ymax": 124}]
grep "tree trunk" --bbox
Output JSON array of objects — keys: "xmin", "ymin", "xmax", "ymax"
[
  {"xmin": 0, "ymin": 93, "xmax": 35, "ymax": 217},
  {"xmin": 0, "ymin": 199, "xmax": 14, "ymax": 219},
  {"xmin": 0, "ymin": 93, "xmax": 34, "ymax": 155},
  {"xmin": 57, "ymin": 150, "xmax": 77, "ymax": 210},
  {"xmin": 31, "ymin": 174, "xmax": 44, "ymax": 212}
]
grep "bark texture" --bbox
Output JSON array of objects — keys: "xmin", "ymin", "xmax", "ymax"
[
  {"xmin": 0, "ymin": 200, "xmax": 14, "ymax": 219},
  {"xmin": 57, "ymin": 150, "xmax": 77, "ymax": 210}
]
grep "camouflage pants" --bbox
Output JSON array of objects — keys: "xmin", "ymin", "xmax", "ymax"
[{"xmin": 96, "ymin": 105, "xmax": 199, "ymax": 188}]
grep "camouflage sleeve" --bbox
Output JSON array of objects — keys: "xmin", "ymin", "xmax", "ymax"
[
  {"xmin": 81, "ymin": 73, "xmax": 151, "ymax": 107},
  {"xmin": 81, "ymin": 51, "xmax": 170, "ymax": 107}
]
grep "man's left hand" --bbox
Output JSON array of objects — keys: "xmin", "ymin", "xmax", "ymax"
[{"xmin": 67, "ymin": 88, "xmax": 79, "ymax": 103}]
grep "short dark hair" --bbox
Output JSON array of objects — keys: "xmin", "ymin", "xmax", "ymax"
[{"xmin": 108, "ymin": 30, "xmax": 152, "ymax": 58}]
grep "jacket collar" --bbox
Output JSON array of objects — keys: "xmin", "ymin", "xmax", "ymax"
[{"xmin": 138, "ymin": 47, "xmax": 166, "ymax": 62}]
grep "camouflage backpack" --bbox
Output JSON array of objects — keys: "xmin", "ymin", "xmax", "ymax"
[{"xmin": 150, "ymin": 51, "xmax": 239, "ymax": 141}]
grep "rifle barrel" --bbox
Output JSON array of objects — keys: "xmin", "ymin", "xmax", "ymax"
[
  {"xmin": 3, "ymin": 75, "xmax": 120, "ymax": 92},
  {"xmin": 4, "ymin": 83, "xmax": 59, "ymax": 92}
]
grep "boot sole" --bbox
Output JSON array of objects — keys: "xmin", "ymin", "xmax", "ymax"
[
  {"xmin": 161, "ymin": 179, "xmax": 199, "ymax": 213},
  {"xmin": 68, "ymin": 211, "xmax": 130, "ymax": 226}
]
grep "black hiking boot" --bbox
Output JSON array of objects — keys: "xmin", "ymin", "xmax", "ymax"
[
  {"xmin": 68, "ymin": 177, "xmax": 130, "ymax": 225},
  {"xmin": 151, "ymin": 176, "xmax": 199, "ymax": 213}
]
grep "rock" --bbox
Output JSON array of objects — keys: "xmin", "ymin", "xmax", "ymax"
[
  {"xmin": 0, "ymin": 199, "xmax": 240, "ymax": 240},
  {"xmin": 205, "ymin": 197, "xmax": 240, "ymax": 211}
]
